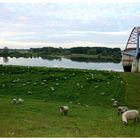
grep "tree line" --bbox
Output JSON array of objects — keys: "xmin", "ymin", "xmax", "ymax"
[
  {"xmin": 0, "ymin": 46, "xmax": 121, "ymax": 62},
  {"xmin": 30, "ymin": 46, "xmax": 121, "ymax": 56}
]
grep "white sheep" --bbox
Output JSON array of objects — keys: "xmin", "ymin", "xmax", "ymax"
[
  {"xmin": 85, "ymin": 104, "xmax": 89, "ymax": 108},
  {"xmin": 17, "ymin": 98, "xmax": 24, "ymax": 104},
  {"xmin": 114, "ymin": 101, "xmax": 118, "ymax": 104},
  {"xmin": 111, "ymin": 98, "xmax": 115, "ymax": 101},
  {"xmin": 12, "ymin": 98, "xmax": 17, "ymax": 104},
  {"xmin": 122, "ymin": 110, "xmax": 139, "ymax": 125},
  {"xmin": 60, "ymin": 106, "xmax": 69, "ymax": 116},
  {"xmin": 118, "ymin": 106, "xmax": 129, "ymax": 116},
  {"xmin": 100, "ymin": 92, "xmax": 106, "ymax": 95},
  {"xmin": 112, "ymin": 100, "xmax": 118, "ymax": 107}
]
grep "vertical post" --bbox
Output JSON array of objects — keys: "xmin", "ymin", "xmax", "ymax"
[
  {"xmin": 131, "ymin": 57, "xmax": 139, "ymax": 72},
  {"xmin": 136, "ymin": 27, "xmax": 139, "ymax": 57},
  {"xmin": 131, "ymin": 27, "xmax": 139, "ymax": 72},
  {"xmin": 137, "ymin": 32, "xmax": 140, "ymax": 72}
]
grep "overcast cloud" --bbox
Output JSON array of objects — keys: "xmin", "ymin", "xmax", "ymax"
[{"xmin": 0, "ymin": 1, "xmax": 140, "ymax": 49}]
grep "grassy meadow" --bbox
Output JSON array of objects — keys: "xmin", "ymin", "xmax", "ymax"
[{"xmin": 0, "ymin": 65, "xmax": 140, "ymax": 137}]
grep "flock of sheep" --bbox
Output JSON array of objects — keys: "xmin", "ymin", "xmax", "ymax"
[
  {"xmin": 117, "ymin": 106, "xmax": 139, "ymax": 125},
  {"xmin": 59, "ymin": 105, "xmax": 140, "ymax": 126},
  {"xmin": 12, "ymin": 97, "xmax": 139, "ymax": 126},
  {"xmin": 111, "ymin": 98, "xmax": 139, "ymax": 125},
  {"xmin": 12, "ymin": 98, "xmax": 24, "ymax": 104},
  {"xmin": 12, "ymin": 98, "xmax": 69, "ymax": 116}
]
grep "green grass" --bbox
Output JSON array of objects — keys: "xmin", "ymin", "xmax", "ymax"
[
  {"xmin": 0, "ymin": 65, "xmax": 140, "ymax": 137},
  {"xmin": 120, "ymin": 72, "xmax": 140, "ymax": 109}
]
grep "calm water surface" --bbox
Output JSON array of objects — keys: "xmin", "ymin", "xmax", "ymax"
[{"xmin": 0, "ymin": 57, "xmax": 123, "ymax": 72}]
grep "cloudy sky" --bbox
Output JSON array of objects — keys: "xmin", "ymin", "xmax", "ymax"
[{"xmin": 0, "ymin": 0, "xmax": 140, "ymax": 49}]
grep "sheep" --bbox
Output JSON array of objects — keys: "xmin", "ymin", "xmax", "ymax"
[
  {"xmin": 111, "ymin": 98, "xmax": 115, "ymax": 101},
  {"xmin": 100, "ymin": 92, "xmax": 106, "ymax": 96},
  {"xmin": 114, "ymin": 101, "xmax": 118, "ymax": 104},
  {"xmin": 85, "ymin": 104, "xmax": 89, "ymax": 108},
  {"xmin": 12, "ymin": 98, "xmax": 17, "ymax": 104},
  {"xmin": 118, "ymin": 106, "xmax": 129, "ymax": 116},
  {"xmin": 55, "ymin": 83, "xmax": 59, "ymax": 86},
  {"xmin": 60, "ymin": 106, "xmax": 69, "ymax": 116},
  {"xmin": 27, "ymin": 91, "xmax": 32, "ymax": 94},
  {"xmin": 112, "ymin": 103, "xmax": 118, "ymax": 107},
  {"xmin": 112, "ymin": 100, "xmax": 118, "ymax": 107},
  {"xmin": 77, "ymin": 83, "xmax": 80, "ymax": 86},
  {"xmin": 50, "ymin": 87, "xmax": 55, "ymax": 91},
  {"xmin": 122, "ymin": 110, "xmax": 139, "ymax": 125},
  {"xmin": 95, "ymin": 86, "xmax": 98, "ymax": 88},
  {"xmin": 17, "ymin": 98, "xmax": 24, "ymax": 104}
]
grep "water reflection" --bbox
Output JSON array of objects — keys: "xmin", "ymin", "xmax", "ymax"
[
  {"xmin": 1, "ymin": 56, "xmax": 121, "ymax": 63},
  {"xmin": 41, "ymin": 56, "xmax": 62, "ymax": 61},
  {"xmin": 68, "ymin": 56, "xmax": 120, "ymax": 63},
  {"xmin": 3, "ymin": 57, "xmax": 9, "ymax": 63},
  {"xmin": 0, "ymin": 57, "xmax": 123, "ymax": 71},
  {"xmin": 40, "ymin": 56, "xmax": 120, "ymax": 63}
]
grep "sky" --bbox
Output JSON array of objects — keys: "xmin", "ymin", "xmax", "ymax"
[{"xmin": 0, "ymin": 0, "xmax": 140, "ymax": 50}]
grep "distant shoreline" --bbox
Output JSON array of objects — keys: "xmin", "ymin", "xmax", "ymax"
[{"xmin": 0, "ymin": 46, "xmax": 121, "ymax": 63}]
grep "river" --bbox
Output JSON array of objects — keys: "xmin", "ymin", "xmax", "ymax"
[{"xmin": 0, "ymin": 57, "xmax": 123, "ymax": 72}]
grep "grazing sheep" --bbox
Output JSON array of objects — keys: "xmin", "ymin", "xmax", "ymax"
[
  {"xmin": 111, "ymin": 98, "xmax": 115, "ymax": 101},
  {"xmin": 50, "ymin": 87, "xmax": 55, "ymax": 91},
  {"xmin": 85, "ymin": 104, "xmax": 89, "ymax": 108},
  {"xmin": 122, "ymin": 110, "xmax": 139, "ymax": 125},
  {"xmin": 64, "ymin": 77, "xmax": 67, "ymax": 80},
  {"xmin": 33, "ymin": 83, "xmax": 37, "ymax": 85},
  {"xmin": 112, "ymin": 102, "xmax": 118, "ymax": 107},
  {"xmin": 60, "ymin": 106, "xmax": 69, "ymax": 116},
  {"xmin": 95, "ymin": 86, "xmax": 98, "ymax": 88},
  {"xmin": 118, "ymin": 106, "xmax": 129, "ymax": 116},
  {"xmin": 112, "ymin": 100, "xmax": 118, "ymax": 107},
  {"xmin": 12, "ymin": 98, "xmax": 17, "ymax": 104},
  {"xmin": 41, "ymin": 82, "xmax": 45, "ymax": 85},
  {"xmin": 17, "ymin": 98, "xmax": 24, "ymax": 104},
  {"xmin": 22, "ymin": 83, "xmax": 26, "ymax": 86},
  {"xmin": 27, "ymin": 91, "xmax": 32, "ymax": 94},
  {"xmin": 100, "ymin": 92, "xmax": 106, "ymax": 96},
  {"xmin": 77, "ymin": 83, "xmax": 80, "ymax": 86},
  {"xmin": 114, "ymin": 101, "xmax": 118, "ymax": 104},
  {"xmin": 55, "ymin": 83, "xmax": 59, "ymax": 86},
  {"xmin": 2, "ymin": 84, "xmax": 5, "ymax": 87},
  {"xmin": 107, "ymin": 82, "xmax": 110, "ymax": 85}
]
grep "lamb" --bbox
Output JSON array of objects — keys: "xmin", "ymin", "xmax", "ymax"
[
  {"xmin": 118, "ymin": 106, "xmax": 129, "ymax": 116},
  {"xmin": 60, "ymin": 106, "xmax": 69, "ymax": 116},
  {"xmin": 12, "ymin": 98, "xmax": 17, "ymax": 104},
  {"xmin": 122, "ymin": 110, "xmax": 139, "ymax": 125},
  {"xmin": 17, "ymin": 98, "xmax": 24, "ymax": 104}
]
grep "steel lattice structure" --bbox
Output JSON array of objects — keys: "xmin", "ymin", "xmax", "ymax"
[{"xmin": 124, "ymin": 26, "xmax": 140, "ymax": 58}]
